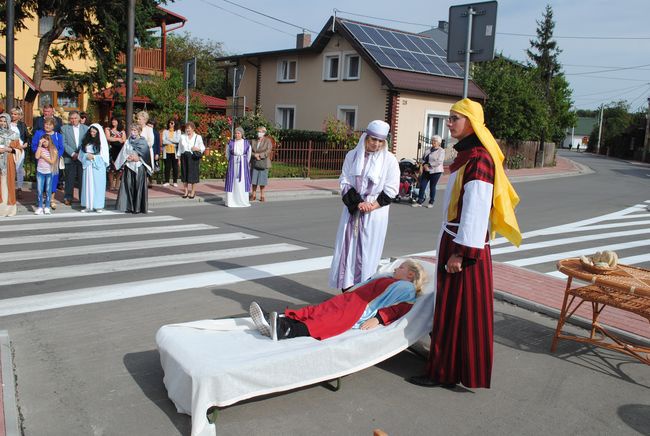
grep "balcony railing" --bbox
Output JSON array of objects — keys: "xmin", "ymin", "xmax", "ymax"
[{"xmin": 117, "ymin": 47, "xmax": 163, "ymax": 74}]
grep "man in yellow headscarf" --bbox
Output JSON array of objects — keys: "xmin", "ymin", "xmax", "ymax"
[{"xmin": 408, "ymin": 98, "xmax": 521, "ymax": 389}]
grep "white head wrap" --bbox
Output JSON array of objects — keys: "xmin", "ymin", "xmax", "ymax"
[
  {"xmin": 352, "ymin": 120, "xmax": 391, "ymax": 186},
  {"xmin": 90, "ymin": 123, "xmax": 110, "ymax": 166}
]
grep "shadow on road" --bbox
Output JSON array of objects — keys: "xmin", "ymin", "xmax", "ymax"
[{"xmin": 617, "ymin": 404, "xmax": 650, "ymax": 435}]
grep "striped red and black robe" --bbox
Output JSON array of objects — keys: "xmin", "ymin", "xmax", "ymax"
[{"xmin": 426, "ymin": 133, "xmax": 495, "ymax": 388}]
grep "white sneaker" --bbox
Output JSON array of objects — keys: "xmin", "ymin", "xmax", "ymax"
[
  {"xmin": 163, "ymin": 182, "xmax": 170, "ymax": 187},
  {"xmin": 44, "ymin": 207, "xmax": 51, "ymax": 215},
  {"xmin": 173, "ymin": 183, "xmax": 178, "ymax": 187},
  {"xmin": 426, "ymin": 203, "xmax": 434, "ymax": 208},
  {"xmin": 249, "ymin": 302, "xmax": 271, "ymax": 338},
  {"xmin": 34, "ymin": 207, "xmax": 44, "ymax": 215},
  {"xmin": 270, "ymin": 311, "xmax": 279, "ymax": 341},
  {"xmin": 81, "ymin": 208, "xmax": 89, "ymax": 213},
  {"xmin": 95, "ymin": 209, "xmax": 104, "ymax": 213},
  {"xmin": 412, "ymin": 203, "xmax": 422, "ymax": 207}
]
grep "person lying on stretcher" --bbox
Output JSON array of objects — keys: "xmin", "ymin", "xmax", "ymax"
[{"xmin": 249, "ymin": 259, "xmax": 427, "ymax": 341}]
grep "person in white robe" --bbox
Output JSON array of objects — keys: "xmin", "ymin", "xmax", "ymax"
[
  {"xmin": 0, "ymin": 113, "xmax": 24, "ymax": 217},
  {"xmin": 328, "ymin": 120, "xmax": 400, "ymax": 290},
  {"xmin": 79, "ymin": 124, "xmax": 110, "ymax": 212},
  {"xmin": 224, "ymin": 127, "xmax": 251, "ymax": 207}
]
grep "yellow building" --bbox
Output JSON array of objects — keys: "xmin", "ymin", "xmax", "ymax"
[{"xmin": 0, "ymin": 6, "xmax": 186, "ymax": 125}]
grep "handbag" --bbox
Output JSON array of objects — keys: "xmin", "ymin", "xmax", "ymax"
[
  {"xmin": 189, "ymin": 135, "xmax": 202, "ymax": 160},
  {"xmin": 252, "ymin": 158, "xmax": 266, "ymax": 170}
]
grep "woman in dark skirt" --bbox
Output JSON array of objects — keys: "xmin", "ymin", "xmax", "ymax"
[
  {"xmin": 105, "ymin": 117, "xmax": 126, "ymax": 191},
  {"xmin": 178, "ymin": 121, "xmax": 205, "ymax": 199},
  {"xmin": 114, "ymin": 124, "xmax": 152, "ymax": 213}
]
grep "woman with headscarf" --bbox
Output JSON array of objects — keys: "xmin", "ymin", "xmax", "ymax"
[
  {"xmin": 31, "ymin": 117, "xmax": 64, "ymax": 209},
  {"xmin": 0, "ymin": 113, "xmax": 24, "ymax": 217},
  {"xmin": 408, "ymin": 98, "xmax": 521, "ymax": 390},
  {"xmin": 249, "ymin": 126, "xmax": 273, "ymax": 202},
  {"xmin": 114, "ymin": 123, "xmax": 152, "ymax": 214},
  {"xmin": 224, "ymin": 126, "xmax": 251, "ymax": 207},
  {"xmin": 177, "ymin": 121, "xmax": 205, "ymax": 199},
  {"xmin": 328, "ymin": 120, "xmax": 400, "ymax": 291},
  {"xmin": 79, "ymin": 124, "xmax": 110, "ymax": 212},
  {"xmin": 9, "ymin": 107, "xmax": 28, "ymax": 198}
]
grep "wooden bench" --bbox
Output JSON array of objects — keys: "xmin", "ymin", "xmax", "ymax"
[{"xmin": 552, "ymin": 258, "xmax": 650, "ymax": 365}]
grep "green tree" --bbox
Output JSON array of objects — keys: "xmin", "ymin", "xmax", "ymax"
[
  {"xmin": 166, "ymin": 32, "xmax": 227, "ymax": 97},
  {"xmin": 0, "ymin": 0, "xmax": 172, "ymax": 91},
  {"xmin": 137, "ymin": 67, "xmax": 205, "ymax": 125},
  {"xmin": 473, "ymin": 57, "xmax": 547, "ymax": 142},
  {"xmin": 526, "ymin": 4, "xmax": 575, "ymax": 154}
]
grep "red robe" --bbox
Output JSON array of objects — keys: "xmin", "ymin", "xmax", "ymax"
[
  {"xmin": 285, "ymin": 277, "xmax": 414, "ymax": 340},
  {"xmin": 426, "ymin": 136, "xmax": 495, "ymax": 388}
]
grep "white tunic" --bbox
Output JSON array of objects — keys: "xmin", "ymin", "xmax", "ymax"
[
  {"xmin": 225, "ymin": 139, "xmax": 251, "ymax": 208},
  {"xmin": 328, "ymin": 144, "xmax": 400, "ymax": 289}
]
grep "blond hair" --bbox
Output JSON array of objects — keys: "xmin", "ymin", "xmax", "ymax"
[{"xmin": 401, "ymin": 259, "xmax": 427, "ymax": 295}]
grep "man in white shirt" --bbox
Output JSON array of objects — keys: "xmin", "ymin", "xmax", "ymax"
[{"xmin": 61, "ymin": 111, "xmax": 89, "ymax": 205}]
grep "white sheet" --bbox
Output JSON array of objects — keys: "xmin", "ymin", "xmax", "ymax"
[{"xmin": 156, "ymin": 257, "xmax": 437, "ymax": 436}]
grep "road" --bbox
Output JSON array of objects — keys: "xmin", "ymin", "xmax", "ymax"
[{"xmin": 1, "ymin": 150, "xmax": 648, "ymax": 435}]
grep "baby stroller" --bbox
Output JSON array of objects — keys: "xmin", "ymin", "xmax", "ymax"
[{"xmin": 395, "ymin": 158, "xmax": 419, "ymax": 203}]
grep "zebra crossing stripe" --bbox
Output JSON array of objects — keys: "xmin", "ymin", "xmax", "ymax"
[
  {"xmin": 506, "ymin": 238, "xmax": 650, "ymax": 267},
  {"xmin": 2, "ymin": 210, "xmax": 122, "ymax": 221},
  {"xmin": 0, "ymin": 224, "xmax": 216, "ymax": 246},
  {"xmin": 0, "ymin": 243, "xmax": 307, "ymax": 286},
  {"xmin": 3, "ymin": 233, "xmax": 258, "ymax": 262},
  {"xmin": 0, "ymin": 256, "xmax": 333, "ymax": 317},
  {"xmin": 0, "ymin": 215, "xmax": 181, "ymax": 233}
]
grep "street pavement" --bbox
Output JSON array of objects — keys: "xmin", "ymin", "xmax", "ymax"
[{"xmin": 1, "ymin": 153, "xmax": 649, "ymax": 435}]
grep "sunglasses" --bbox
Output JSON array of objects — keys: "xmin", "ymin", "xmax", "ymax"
[{"xmin": 367, "ymin": 136, "xmax": 384, "ymax": 142}]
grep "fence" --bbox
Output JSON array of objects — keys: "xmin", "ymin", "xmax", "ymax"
[{"xmin": 213, "ymin": 139, "xmax": 349, "ymax": 179}]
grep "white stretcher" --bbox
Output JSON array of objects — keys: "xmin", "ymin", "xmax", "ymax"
[{"xmin": 156, "ymin": 257, "xmax": 437, "ymax": 436}]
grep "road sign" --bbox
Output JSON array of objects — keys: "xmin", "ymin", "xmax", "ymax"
[
  {"xmin": 184, "ymin": 58, "xmax": 197, "ymax": 89},
  {"xmin": 226, "ymin": 96, "xmax": 246, "ymax": 118},
  {"xmin": 447, "ymin": 1, "xmax": 498, "ymax": 63}
]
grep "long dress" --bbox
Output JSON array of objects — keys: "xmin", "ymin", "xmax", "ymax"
[
  {"xmin": 426, "ymin": 134, "xmax": 495, "ymax": 388},
  {"xmin": 224, "ymin": 139, "xmax": 251, "ymax": 207},
  {"xmin": 0, "ymin": 124, "xmax": 23, "ymax": 217},
  {"xmin": 178, "ymin": 133, "xmax": 205, "ymax": 184},
  {"xmin": 31, "ymin": 130, "xmax": 64, "ymax": 196},
  {"xmin": 79, "ymin": 124, "xmax": 109, "ymax": 210},
  {"xmin": 114, "ymin": 136, "xmax": 152, "ymax": 214},
  {"xmin": 285, "ymin": 276, "xmax": 416, "ymax": 340},
  {"xmin": 328, "ymin": 139, "xmax": 400, "ymax": 289}
]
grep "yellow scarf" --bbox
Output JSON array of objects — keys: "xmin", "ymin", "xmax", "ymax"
[{"xmin": 450, "ymin": 98, "xmax": 522, "ymax": 247}]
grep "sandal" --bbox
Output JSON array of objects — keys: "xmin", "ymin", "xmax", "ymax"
[
  {"xmin": 182, "ymin": 193, "xmax": 188, "ymax": 198},
  {"xmin": 188, "ymin": 194, "xmax": 195, "ymax": 199}
]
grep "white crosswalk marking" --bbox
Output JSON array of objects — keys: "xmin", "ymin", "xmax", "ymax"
[
  {"xmin": 0, "ymin": 224, "xmax": 216, "ymax": 245},
  {"xmin": 0, "ymin": 243, "xmax": 306, "ymax": 286},
  {"xmin": 0, "ymin": 215, "xmax": 181, "ymax": 232},
  {"xmin": 4, "ymin": 233, "xmax": 257, "ymax": 262}
]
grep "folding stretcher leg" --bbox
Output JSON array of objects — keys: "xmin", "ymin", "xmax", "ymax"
[{"xmin": 322, "ymin": 377, "xmax": 342, "ymax": 392}]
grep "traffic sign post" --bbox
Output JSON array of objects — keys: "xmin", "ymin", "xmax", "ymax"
[
  {"xmin": 447, "ymin": 1, "xmax": 498, "ymax": 98},
  {"xmin": 184, "ymin": 58, "xmax": 197, "ymax": 123}
]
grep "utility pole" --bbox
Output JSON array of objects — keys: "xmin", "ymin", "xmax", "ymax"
[
  {"xmin": 641, "ymin": 97, "xmax": 650, "ymax": 162},
  {"xmin": 596, "ymin": 104, "xmax": 604, "ymax": 155},
  {"xmin": 5, "ymin": 0, "xmax": 15, "ymax": 109},
  {"xmin": 125, "ymin": 0, "xmax": 135, "ymax": 133}
]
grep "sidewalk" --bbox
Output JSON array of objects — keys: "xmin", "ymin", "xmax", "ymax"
[
  {"xmin": 14, "ymin": 155, "xmax": 587, "ymax": 213},
  {"xmin": 2, "ymin": 155, "xmax": 645, "ymax": 435}
]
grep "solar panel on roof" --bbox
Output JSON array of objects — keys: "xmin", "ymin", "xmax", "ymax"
[{"xmin": 340, "ymin": 19, "xmax": 463, "ymax": 79}]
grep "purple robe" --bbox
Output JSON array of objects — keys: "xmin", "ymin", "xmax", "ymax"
[{"xmin": 224, "ymin": 140, "xmax": 252, "ymax": 192}]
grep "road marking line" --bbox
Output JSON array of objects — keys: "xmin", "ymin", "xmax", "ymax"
[
  {"xmin": 0, "ymin": 243, "xmax": 306, "ymax": 286},
  {"xmin": 1, "ymin": 233, "xmax": 258, "ymax": 262},
  {"xmin": 3, "ymin": 210, "xmax": 123, "ymax": 220},
  {"xmin": 0, "ymin": 224, "xmax": 216, "ymax": 246},
  {"xmin": 0, "ymin": 215, "xmax": 181, "ymax": 232},
  {"xmin": 506, "ymin": 239, "xmax": 650, "ymax": 267},
  {"xmin": 0, "ymin": 256, "xmax": 333, "ymax": 317}
]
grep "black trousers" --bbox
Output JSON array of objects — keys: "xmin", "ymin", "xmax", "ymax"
[
  {"xmin": 278, "ymin": 317, "xmax": 311, "ymax": 340},
  {"xmin": 164, "ymin": 154, "xmax": 179, "ymax": 183},
  {"xmin": 64, "ymin": 159, "xmax": 83, "ymax": 201}
]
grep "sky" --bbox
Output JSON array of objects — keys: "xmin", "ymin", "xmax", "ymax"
[{"xmin": 165, "ymin": 0, "xmax": 650, "ymax": 112}]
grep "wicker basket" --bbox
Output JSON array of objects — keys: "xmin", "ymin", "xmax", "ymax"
[{"xmin": 580, "ymin": 258, "xmax": 616, "ymax": 275}]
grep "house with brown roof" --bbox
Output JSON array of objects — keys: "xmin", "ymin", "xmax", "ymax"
[{"xmin": 216, "ymin": 16, "xmax": 486, "ymax": 159}]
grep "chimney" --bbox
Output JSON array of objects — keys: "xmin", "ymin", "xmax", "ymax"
[
  {"xmin": 437, "ymin": 20, "xmax": 449, "ymax": 33},
  {"xmin": 296, "ymin": 32, "xmax": 312, "ymax": 49}
]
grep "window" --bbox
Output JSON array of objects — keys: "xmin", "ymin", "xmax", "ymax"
[
  {"xmin": 323, "ymin": 54, "xmax": 340, "ymax": 81},
  {"xmin": 277, "ymin": 60, "xmax": 297, "ymax": 82},
  {"xmin": 276, "ymin": 106, "xmax": 296, "ymax": 129},
  {"xmin": 57, "ymin": 92, "xmax": 79, "ymax": 110},
  {"xmin": 344, "ymin": 54, "xmax": 360, "ymax": 80},
  {"xmin": 424, "ymin": 112, "xmax": 450, "ymax": 146},
  {"xmin": 337, "ymin": 106, "xmax": 358, "ymax": 130}
]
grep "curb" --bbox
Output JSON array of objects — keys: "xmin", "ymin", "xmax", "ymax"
[
  {"xmin": 494, "ymin": 290, "xmax": 650, "ymax": 348},
  {"xmin": 0, "ymin": 331, "xmax": 19, "ymax": 436}
]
